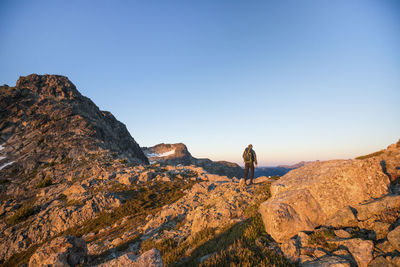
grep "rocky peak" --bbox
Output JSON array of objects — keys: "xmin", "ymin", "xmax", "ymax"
[
  {"xmin": 16, "ymin": 74, "xmax": 82, "ymax": 100},
  {"xmin": 143, "ymin": 143, "xmax": 243, "ymax": 178},
  {"xmin": 142, "ymin": 143, "xmax": 192, "ymax": 164},
  {"xmin": 0, "ymin": 74, "xmax": 149, "ymax": 179}
]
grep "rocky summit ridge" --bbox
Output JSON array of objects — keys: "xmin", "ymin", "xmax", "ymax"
[
  {"xmin": 0, "ymin": 74, "xmax": 148, "ymax": 175},
  {"xmin": 0, "ymin": 74, "xmax": 399, "ymax": 267},
  {"xmin": 142, "ymin": 143, "xmax": 243, "ymax": 178}
]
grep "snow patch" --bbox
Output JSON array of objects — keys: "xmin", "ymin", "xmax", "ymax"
[
  {"xmin": 0, "ymin": 156, "xmax": 5, "ymax": 161},
  {"xmin": 0, "ymin": 144, "xmax": 4, "ymax": 151},
  {"xmin": 146, "ymin": 150, "xmax": 175, "ymax": 158},
  {"xmin": 0, "ymin": 161, "xmax": 14, "ymax": 170}
]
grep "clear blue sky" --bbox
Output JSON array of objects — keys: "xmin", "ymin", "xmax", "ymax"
[{"xmin": 1, "ymin": 0, "xmax": 399, "ymax": 166}]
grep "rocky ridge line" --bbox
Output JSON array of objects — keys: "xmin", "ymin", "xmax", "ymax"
[{"xmin": 143, "ymin": 143, "xmax": 243, "ymax": 178}]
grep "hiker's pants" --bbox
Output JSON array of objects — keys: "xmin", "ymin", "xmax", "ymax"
[{"xmin": 244, "ymin": 162, "xmax": 254, "ymax": 181}]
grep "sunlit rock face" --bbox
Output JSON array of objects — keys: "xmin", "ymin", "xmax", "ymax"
[{"xmin": 259, "ymin": 140, "xmax": 400, "ymax": 265}]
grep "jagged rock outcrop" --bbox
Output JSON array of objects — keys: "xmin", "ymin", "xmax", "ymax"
[
  {"xmin": 0, "ymin": 74, "xmax": 148, "ymax": 178},
  {"xmin": 142, "ymin": 143, "xmax": 243, "ymax": 178},
  {"xmin": 29, "ymin": 235, "xmax": 87, "ymax": 267},
  {"xmin": 259, "ymin": 140, "xmax": 400, "ymax": 266}
]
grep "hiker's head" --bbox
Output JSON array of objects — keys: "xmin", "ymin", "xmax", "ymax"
[{"xmin": 248, "ymin": 144, "xmax": 253, "ymax": 149}]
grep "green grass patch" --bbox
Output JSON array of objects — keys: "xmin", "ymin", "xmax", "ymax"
[
  {"xmin": 1, "ymin": 242, "xmax": 41, "ymax": 267},
  {"xmin": 181, "ymin": 215, "xmax": 293, "ymax": 267},
  {"xmin": 355, "ymin": 150, "xmax": 384, "ymax": 160},
  {"xmin": 138, "ymin": 182, "xmax": 291, "ymax": 266},
  {"xmin": 244, "ymin": 183, "xmax": 271, "ymax": 218},
  {"xmin": 36, "ymin": 177, "xmax": 52, "ymax": 188},
  {"xmin": 6, "ymin": 203, "xmax": 35, "ymax": 226},
  {"xmin": 62, "ymin": 179, "xmax": 194, "ymax": 239}
]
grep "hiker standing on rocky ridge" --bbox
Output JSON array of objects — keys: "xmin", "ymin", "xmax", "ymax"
[{"xmin": 243, "ymin": 144, "xmax": 257, "ymax": 184}]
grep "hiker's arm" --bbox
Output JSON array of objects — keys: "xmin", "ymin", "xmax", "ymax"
[{"xmin": 254, "ymin": 151, "xmax": 258, "ymax": 165}]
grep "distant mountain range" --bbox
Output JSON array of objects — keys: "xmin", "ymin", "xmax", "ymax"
[
  {"xmin": 142, "ymin": 143, "xmax": 243, "ymax": 178},
  {"xmin": 255, "ymin": 161, "xmax": 315, "ymax": 177}
]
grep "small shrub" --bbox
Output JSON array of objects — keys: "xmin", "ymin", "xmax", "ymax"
[
  {"xmin": 36, "ymin": 177, "xmax": 52, "ymax": 188},
  {"xmin": 119, "ymin": 158, "xmax": 128, "ymax": 164},
  {"xmin": 308, "ymin": 229, "xmax": 337, "ymax": 251},
  {"xmin": 41, "ymin": 161, "xmax": 58, "ymax": 168},
  {"xmin": 61, "ymin": 157, "xmax": 73, "ymax": 164},
  {"xmin": 182, "ymin": 169, "xmax": 198, "ymax": 178},
  {"xmin": 6, "ymin": 204, "xmax": 35, "ymax": 226}
]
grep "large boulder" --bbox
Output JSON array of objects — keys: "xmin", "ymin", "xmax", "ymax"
[
  {"xmin": 334, "ymin": 238, "xmax": 374, "ymax": 267},
  {"xmin": 29, "ymin": 235, "xmax": 87, "ymax": 267},
  {"xmin": 259, "ymin": 141, "xmax": 400, "ymax": 243}
]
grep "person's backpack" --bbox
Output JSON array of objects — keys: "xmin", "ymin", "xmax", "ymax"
[{"xmin": 243, "ymin": 148, "xmax": 252, "ymax": 163}]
